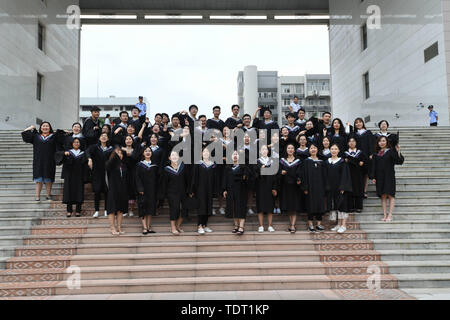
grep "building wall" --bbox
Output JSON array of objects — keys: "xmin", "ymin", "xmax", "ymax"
[
  {"xmin": 329, "ymin": 0, "xmax": 450, "ymax": 127},
  {"xmin": 0, "ymin": 0, "xmax": 80, "ymax": 130}
]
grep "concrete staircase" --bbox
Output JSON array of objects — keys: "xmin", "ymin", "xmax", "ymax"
[{"xmin": 0, "ymin": 128, "xmax": 448, "ymax": 298}]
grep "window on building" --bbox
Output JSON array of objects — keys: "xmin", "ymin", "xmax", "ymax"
[
  {"xmin": 36, "ymin": 73, "xmax": 43, "ymax": 101},
  {"xmin": 361, "ymin": 23, "xmax": 368, "ymax": 51},
  {"xmin": 363, "ymin": 72, "xmax": 370, "ymax": 99},
  {"xmin": 284, "ymin": 99, "xmax": 291, "ymax": 106},
  {"xmin": 424, "ymin": 42, "xmax": 439, "ymax": 63},
  {"xmin": 282, "ymin": 85, "xmax": 290, "ymax": 93},
  {"xmin": 319, "ymin": 98, "xmax": 325, "ymax": 105},
  {"xmin": 38, "ymin": 22, "xmax": 45, "ymax": 51}
]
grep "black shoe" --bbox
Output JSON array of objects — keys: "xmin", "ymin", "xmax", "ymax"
[
  {"xmin": 232, "ymin": 227, "xmax": 239, "ymax": 234},
  {"xmin": 315, "ymin": 225, "xmax": 325, "ymax": 232},
  {"xmin": 356, "ymin": 209, "xmax": 362, "ymax": 213},
  {"xmin": 147, "ymin": 229, "xmax": 156, "ymax": 234},
  {"xmin": 308, "ymin": 226, "xmax": 316, "ymax": 233},
  {"xmin": 142, "ymin": 230, "xmax": 148, "ymax": 235}
]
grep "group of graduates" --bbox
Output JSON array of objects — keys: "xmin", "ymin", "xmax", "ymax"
[{"xmin": 22, "ymin": 103, "xmax": 404, "ymax": 236}]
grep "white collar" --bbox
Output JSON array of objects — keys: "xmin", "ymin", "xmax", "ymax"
[
  {"xmin": 259, "ymin": 157, "xmax": 271, "ymax": 166},
  {"xmin": 357, "ymin": 129, "xmax": 367, "ymax": 134},
  {"xmin": 141, "ymin": 160, "xmax": 152, "ymax": 166},
  {"xmin": 322, "ymin": 149, "xmax": 330, "ymax": 155},
  {"xmin": 298, "ymin": 147, "xmax": 308, "ymax": 152},
  {"xmin": 200, "ymin": 160, "xmax": 214, "ymax": 167},
  {"xmin": 72, "ymin": 133, "xmax": 83, "ymax": 138},
  {"xmin": 328, "ymin": 157, "xmax": 342, "ymax": 164},
  {"xmin": 308, "ymin": 157, "xmax": 321, "ymax": 162},
  {"xmin": 70, "ymin": 149, "xmax": 83, "ymax": 156}
]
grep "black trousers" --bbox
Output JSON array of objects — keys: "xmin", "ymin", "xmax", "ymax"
[
  {"xmin": 94, "ymin": 191, "xmax": 107, "ymax": 211},
  {"xmin": 430, "ymin": 122, "xmax": 438, "ymax": 127},
  {"xmin": 307, "ymin": 212, "xmax": 323, "ymax": 221},
  {"xmin": 348, "ymin": 196, "xmax": 363, "ymax": 211},
  {"xmin": 198, "ymin": 215, "xmax": 209, "ymax": 226},
  {"xmin": 67, "ymin": 202, "xmax": 82, "ymax": 213}
]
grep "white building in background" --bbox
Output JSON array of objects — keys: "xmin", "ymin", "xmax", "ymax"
[
  {"xmin": 238, "ymin": 67, "xmax": 331, "ymax": 126},
  {"xmin": 79, "ymin": 96, "xmax": 148, "ymax": 123},
  {"xmin": 329, "ymin": 0, "xmax": 450, "ymax": 127},
  {"xmin": 0, "ymin": 0, "xmax": 80, "ymax": 130}
]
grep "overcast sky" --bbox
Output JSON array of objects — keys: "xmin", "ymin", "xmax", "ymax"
[{"xmin": 80, "ymin": 24, "xmax": 330, "ymax": 119}]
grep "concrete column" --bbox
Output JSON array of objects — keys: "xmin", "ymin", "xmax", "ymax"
[{"xmin": 243, "ymin": 65, "xmax": 258, "ymax": 118}]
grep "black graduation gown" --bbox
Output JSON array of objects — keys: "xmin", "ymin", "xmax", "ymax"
[
  {"xmin": 86, "ymin": 144, "xmax": 114, "ymax": 193},
  {"xmin": 222, "ymin": 164, "xmax": 251, "ymax": 219},
  {"xmin": 279, "ymin": 136, "xmax": 298, "ymax": 158},
  {"xmin": 343, "ymin": 150, "xmax": 367, "ymax": 198},
  {"xmin": 252, "ymin": 118, "xmax": 280, "ymax": 137},
  {"xmin": 22, "ymin": 129, "xmax": 61, "ymax": 182},
  {"xmin": 374, "ymin": 132, "xmax": 399, "ymax": 151},
  {"xmin": 62, "ymin": 134, "xmax": 87, "ymax": 152},
  {"xmin": 369, "ymin": 149, "xmax": 405, "ymax": 197},
  {"xmin": 123, "ymin": 148, "xmax": 141, "ymax": 201},
  {"xmin": 325, "ymin": 158, "xmax": 353, "ymax": 212},
  {"xmin": 294, "ymin": 119, "xmax": 306, "ymax": 131},
  {"xmin": 160, "ymin": 162, "xmax": 189, "ymax": 220},
  {"xmin": 111, "ymin": 123, "xmax": 129, "ymax": 146},
  {"xmin": 278, "ymin": 158, "xmax": 303, "ymax": 213},
  {"xmin": 318, "ymin": 149, "xmax": 332, "ymax": 162},
  {"xmin": 191, "ymin": 161, "xmax": 216, "ymax": 216},
  {"xmin": 301, "ymin": 158, "xmax": 328, "ymax": 215},
  {"xmin": 60, "ymin": 150, "xmax": 88, "ymax": 204},
  {"xmin": 254, "ymin": 158, "xmax": 277, "ymax": 213},
  {"xmin": 351, "ymin": 129, "xmax": 375, "ymax": 162},
  {"xmin": 135, "ymin": 161, "xmax": 159, "ymax": 217},
  {"xmin": 82, "ymin": 118, "xmax": 101, "ymax": 146},
  {"xmin": 105, "ymin": 153, "xmax": 129, "ymax": 214},
  {"xmin": 206, "ymin": 118, "xmax": 225, "ymax": 132},
  {"xmin": 224, "ymin": 117, "xmax": 242, "ymax": 130},
  {"xmin": 129, "ymin": 114, "xmax": 147, "ymax": 135},
  {"xmin": 286, "ymin": 125, "xmax": 301, "ymax": 141},
  {"xmin": 328, "ymin": 133, "xmax": 348, "ymax": 156},
  {"xmin": 296, "ymin": 147, "xmax": 310, "ymax": 161},
  {"xmin": 305, "ymin": 129, "xmax": 321, "ymax": 146}
]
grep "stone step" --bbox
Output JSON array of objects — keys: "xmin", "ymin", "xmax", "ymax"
[
  {"xmin": 11, "ymin": 239, "xmax": 374, "ymax": 256},
  {"xmin": 395, "ymin": 274, "xmax": 450, "ymax": 289},
  {"xmin": 0, "ymin": 235, "xmax": 25, "ymax": 247},
  {"xmin": 0, "ymin": 226, "xmax": 34, "ymax": 236},
  {"xmin": 0, "ymin": 218, "xmax": 39, "ymax": 227},
  {"xmin": 0, "ymin": 274, "xmax": 399, "ymax": 297},
  {"xmin": 355, "ymin": 211, "xmax": 450, "ymax": 221},
  {"xmin": 371, "ymin": 239, "xmax": 450, "ymax": 250},
  {"xmin": 364, "ymin": 229, "xmax": 450, "ymax": 239},
  {"xmin": 0, "ymin": 261, "xmax": 391, "ymax": 284},
  {"xmin": 364, "ymin": 196, "xmax": 450, "ymax": 205},
  {"xmin": 5, "ymin": 250, "xmax": 384, "ymax": 269},
  {"xmin": 360, "ymin": 221, "xmax": 450, "ymax": 230}
]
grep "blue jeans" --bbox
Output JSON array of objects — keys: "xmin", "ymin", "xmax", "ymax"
[{"xmin": 33, "ymin": 177, "xmax": 53, "ymax": 183}]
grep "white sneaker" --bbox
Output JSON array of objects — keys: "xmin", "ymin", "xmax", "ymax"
[
  {"xmin": 198, "ymin": 227, "xmax": 205, "ymax": 235},
  {"xmin": 337, "ymin": 226, "xmax": 347, "ymax": 234},
  {"xmin": 123, "ymin": 213, "xmax": 128, "ymax": 217},
  {"xmin": 204, "ymin": 227, "xmax": 213, "ymax": 233},
  {"xmin": 276, "ymin": 208, "xmax": 281, "ymax": 214},
  {"xmin": 247, "ymin": 208, "xmax": 255, "ymax": 215},
  {"xmin": 268, "ymin": 226, "xmax": 275, "ymax": 232},
  {"xmin": 331, "ymin": 225, "xmax": 341, "ymax": 232},
  {"xmin": 128, "ymin": 211, "xmax": 134, "ymax": 217},
  {"xmin": 212, "ymin": 209, "xmax": 217, "ymax": 216},
  {"xmin": 258, "ymin": 226, "xmax": 264, "ymax": 233},
  {"xmin": 273, "ymin": 208, "xmax": 277, "ymax": 214},
  {"xmin": 104, "ymin": 210, "xmax": 108, "ymax": 217},
  {"xmin": 219, "ymin": 208, "xmax": 225, "ymax": 215},
  {"xmin": 93, "ymin": 211, "xmax": 99, "ymax": 218}
]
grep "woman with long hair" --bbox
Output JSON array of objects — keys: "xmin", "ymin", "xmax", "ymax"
[
  {"xmin": 326, "ymin": 144, "xmax": 353, "ymax": 233},
  {"xmin": 160, "ymin": 151, "xmax": 189, "ymax": 235},
  {"xmin": 370, "ymin": 136, "xmax": 404, "ymax": 222},
  {"xmin": 344, "ymin": 137, "xmax": 367, "ymax": 213},
  {"xmin": 22, "ymin": 121, "xmax": 63, "ymax": 201},
  {"xmin": 279, "ymin": 143, "xmax": 302, "ymax": 233},
  {"xmin": 222, "ymin": 151, "xmax": 251, "ymax": 236},
  {"xmin": 302, "ymin": 143, "xmax": 328, "ymax": 233},
  {"xmin": 350, "ymin": 118, "xmax": 375, "ymax": 198},
  {"xmin": 58, "ymin": 138, "xmax": 88, "ymax": 218},
  {"xmin": 87, "ymin": 132, "xmax": 113, "ymax": 218},
  {"xmin": 135, "ymin": 146, "xmax": 159, "ymax": 234},
  {"xmin": 105, "ymin": 147, "xmax": 128, "ymax": 236},
  {"xmin": 191, "ymin": 148, "xmax": 216, "ymax": 234}
]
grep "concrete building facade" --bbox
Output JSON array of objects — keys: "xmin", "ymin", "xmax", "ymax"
[
  {"xmin": 3, "ymin": 0, "xmax": 450, "ymax": 129},
  {"xmin": 0, "ymin": 0, "xmax": 80, "ymax": 130},
  {"xmin": 329, "ymin": 0, "xmax": 450, "ymax": 127}
]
